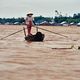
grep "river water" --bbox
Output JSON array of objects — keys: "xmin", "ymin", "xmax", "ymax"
[{"xmin": 0, "ymin": 25, "xmax": 80, "ymax": 80}]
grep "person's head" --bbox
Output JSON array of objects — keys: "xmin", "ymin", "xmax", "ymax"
[{"xmin": 27, "ymin": 13, "xmax": 33, "ymax": 17}]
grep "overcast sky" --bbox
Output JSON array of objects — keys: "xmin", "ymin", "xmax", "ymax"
[{"xmin": 0, "ymin": 0, "xmax": 80, "ymax": 18}]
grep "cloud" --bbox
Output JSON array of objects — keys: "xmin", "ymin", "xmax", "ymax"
[{"xmin": 0, "ymin": 0, "xmax": 80, "ymax": 17}]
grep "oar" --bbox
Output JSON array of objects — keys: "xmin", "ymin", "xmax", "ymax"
[
  {"xmin": 0, "ymin": 29, "xmax": 23, "ymax": 40},
  {"xmin": 35, "ymin": 26, "xmax": 68, "ymax": 38},
  {"xmin": 34, "ymin": 26, "xmax": 77, "ymax": 41},
  {"xmin": 36, "ymin": 26, "xmax": 39, "ymax": 32},
  {"xmin": 23, "ymin": 27, "xmax": 26, "ymax": 37}
]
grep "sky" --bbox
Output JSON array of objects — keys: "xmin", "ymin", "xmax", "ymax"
[{"xmin": 0, "ymin": 0, "xmax": 80, "ymax": 18}]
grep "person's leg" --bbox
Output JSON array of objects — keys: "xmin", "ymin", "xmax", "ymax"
[
  {"xmin": 26, "ymin": 25, "xmax": 29, "ymax": 35},
  {"xmin": 27, "ymin": 25, "xmax": 32, "ymax": 36},
  {"xmin": 27, "ymin": 21, "xmax": 32, "ymax": 36},
  {"xmin": 28, "ymin": 21, "xmax": 32, "ymax": 35},
  {"xmin": 28, "ymin": 27, "xmax": 31, "ymax": 35}
]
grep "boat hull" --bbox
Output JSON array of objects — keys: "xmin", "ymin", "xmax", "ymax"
[{"xmin": 25, "ymin": 32, "xmax": 45, "ymax": 42}]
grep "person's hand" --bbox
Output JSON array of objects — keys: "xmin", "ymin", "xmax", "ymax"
[{"xmin": 33, "ymin": 24, "xmax": 35, "ymax": 27}]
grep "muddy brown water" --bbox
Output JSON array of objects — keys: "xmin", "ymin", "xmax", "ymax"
[{"xmin": 0, "ymin": 25, "xmax": 80, "ymax": 80}]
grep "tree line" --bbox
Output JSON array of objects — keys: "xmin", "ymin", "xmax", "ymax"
[
  {"xmin": 54, "ymin": 13, "xmax": 80, "ymax": 24},
  {"xmin": 0, "ymin": 17, "xmax": 25, "ymax": 25},
  {"xmin": 0, "ymin": 13, "xmax": 80, "ymax": 25}
]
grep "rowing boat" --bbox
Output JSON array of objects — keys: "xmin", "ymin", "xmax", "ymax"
[{"xmin": 25, "ymin": 32, "xmax": 45, "ymax": 41}]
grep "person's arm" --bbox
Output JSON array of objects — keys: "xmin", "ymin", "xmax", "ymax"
[
  {"xmin": 33, "ymin": 20, "xmax": 36, "ymax": 25},
  {"xmin": 32, "ymin": 17, "xmax": 36, "ymax": 26}
]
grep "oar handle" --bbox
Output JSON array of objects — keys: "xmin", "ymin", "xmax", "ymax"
[
  {"xmin": 23, "ymin": 27, "xmax": 26, "ymax": 37},
  {"xmin": 36, "ymin": 26, "xmax": 38, "ymax": 32}
]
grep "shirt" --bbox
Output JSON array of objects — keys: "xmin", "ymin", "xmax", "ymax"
[{"xmin": 26, "ymin": 16, "xmax": 34, "ymax": 25}]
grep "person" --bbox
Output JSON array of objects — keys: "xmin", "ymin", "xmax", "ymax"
[{"xmin": 25, "ymin": 13, "xmax": 34, "ymax": 36}]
